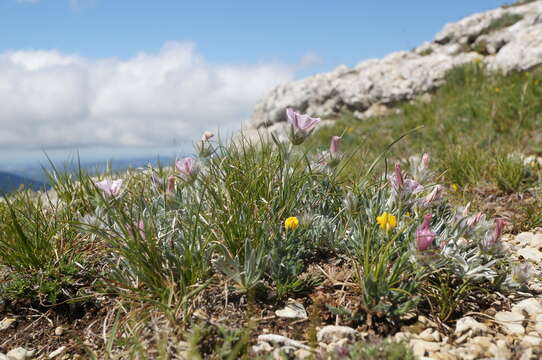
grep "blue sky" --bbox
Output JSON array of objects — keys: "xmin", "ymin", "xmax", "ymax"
[{"xmin": 0, "ymin": 0, "xmax": 508, "ymax": 167}]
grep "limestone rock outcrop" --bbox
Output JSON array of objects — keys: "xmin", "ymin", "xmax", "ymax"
[{"xmin": 246, "ymin": 1, "xmax": 542, "ymax": 136}]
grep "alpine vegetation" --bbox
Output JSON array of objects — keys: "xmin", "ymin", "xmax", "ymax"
[{"xmin": 0, "ymin": 104, "xmax": 520, "ymax": 358}]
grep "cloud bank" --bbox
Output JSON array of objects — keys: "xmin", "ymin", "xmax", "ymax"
[{"xmin": 0, "ymin": 42, "xmax": 297, "ymax": 151}]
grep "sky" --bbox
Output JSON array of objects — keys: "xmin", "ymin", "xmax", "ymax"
[{"xmin": 0, "ymin": 0, "xmax": 508, "ymax": 168}]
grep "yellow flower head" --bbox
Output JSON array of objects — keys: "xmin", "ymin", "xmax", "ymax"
[
  {"xmin": 450, "ymin": 183, "xmax": 460, "ymax": 192},
  {"xmin": 495, "ymin": 87, "xmax": 501, "ymax": 93},
  {"xmin": 404, "ymin": 211, "xmax": 411, "ymax": 217},
  {"xmin": 284, "ymin": 216, "xmax": 299, "ymax": 231},
  {"xmin": 473, "ymin": 58, "xmax": 482, "ymax": 64},
  {"xmin": 376, "ymin": 212, "xmax": 397, "ymax": 232}
]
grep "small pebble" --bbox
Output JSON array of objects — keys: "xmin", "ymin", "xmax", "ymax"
[{"xmin": 48, "ymin": 346, "xmax": 66, "ymax": 359}]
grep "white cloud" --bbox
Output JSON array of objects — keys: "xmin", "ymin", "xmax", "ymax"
[
  {"xmin": 0, "ymin": 42, "xmax": 299, "ymax": 152},
  {"xmin": 298, "ymin": 51, "xmax": 323, "ymax": 68}
]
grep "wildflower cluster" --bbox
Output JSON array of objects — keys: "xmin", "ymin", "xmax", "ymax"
[
  {"xmin": 85, "ymin": 109, "xmax": 512, "ymax": 321},
  {"xmin": 1, "ymin": 106, "xmax": 517, "ymax": 357}
]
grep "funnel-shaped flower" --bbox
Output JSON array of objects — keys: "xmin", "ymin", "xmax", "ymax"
[
  {"xmin": 388, "ymin": 163, "xmax": 423, "ymax": 198},
  {"xmin": 389, "ymin": 163, "xmax": 404, "ymax": 191},
  {"xmin": 95, "ymin": 179, "xmax": 123, "ymax": 198},
  {"xmin": 330, "ymin": 136, "xmax": 340, "ymax": 155},
  {"xmin": 201, "ymin": 131, "xmax": 214, "ymax": 141},
  {"xmin": 421, "ymin": 153, "xmax": 430, "ymax": 170},
  {"xmin": 422, "ymin": 185, "xmax": 443, "ymax": 206},
  {"xmin": 286, "ymin": 108, "xmax": 321, "ymax": 145},
  {"xmin": 319, "ymin": 135, "xmax": 342, "ymax": 168},
  {"xmin": 416, "ymin": 214, "xmax": 436, "ymax": 251},
  {"xmin": 176, "ymin": 157, "xmax": 199, "ymax": 183},
  {"xmin": 196, "ymin": 131, "xmax": 215, "ymax": 157},
  {"xmin": 466, "ymin": 212, "xmax": 484, "ymax": 227},
  {"xmin": 482, "ymin": 218, "xmax": 505, "ymax": 250}
]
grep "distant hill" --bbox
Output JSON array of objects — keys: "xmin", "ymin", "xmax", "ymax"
[
  {"xmin": 0, "ymin": 156, "xmax": 176, "ymax": 193},
  {"xmin": 0, "ymin": 171, "xmax": 50, "ymax": 193}
]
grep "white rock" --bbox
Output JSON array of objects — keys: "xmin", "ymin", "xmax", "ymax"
[
  {"xmin": 394, "ymin": 332, "xmax": 412, "ymax": 342},
  {"xmin": 257, "ymin": 334, "xmax": 310, "ymax": 350},
  {"xmin": 489, "ymin": 23, "xmax": 542, "ymax": 74},
  {"xmin": 495, "ymin": 311, "xmax": 525, "ymax": 335},
  {"xmin": 417, "ymin": 328, "xmax": 435, "ymax": 341},
  {"xmin": 54, "ymin": 326, "xmax": 64, "ymax": 336},
  {"xmin": 0, "ymin": 318, "xmax": 16, "ymax": 331},
  {"xmin": 454, "ymin": 316, "xmax": 489, "ymax": 337},
  {"xmin": 0, "ymin": 353, "xmax": 8, "ymax": 360},
  {"xmin": 316, "ymin": 325, "xmax": 358, "ymax": 343},
  {"xmin": 275, "ymin": 299, "xmax": 308, "ymax": 319},
  {"xmin": 6, "ymin": 348, "xmax": 34, "ymax": 360},
  {"xmin": 461, "ymin": 344, "xmax": 484, "ymax": 360},
  {"xmin": 516, "ymin": 232, "xmax": 536, "ymax": 246},
  {"xmin": 534, "ymin": 313, "xmax": 542, "ymax": 336},
  {"xmin": 274, "ymin": 346, "xmax": 296, "ymax": 358},
  {"xmin": 252, "ymin": 342, "xmax": 273, "ymax": 353},
  {"xmin": 518, "ymin": 247, "xmax": 542, "ymax": 262},
  {"xmin": 409, "ymin": 339, "xmax": 441, "ymax": 357},
  {"xmin": 520, "ymin": 348, "xmax": 533, "ymax": 360},
  {"xmin": 512, "ymin": 297, "xmax": 542, "ymax": 318},
  {"xmin": 521, "ymin": 335, "xmax": 542, "ymax": 347},
  {"xmin": 294, "ymin": 349, "xmax": 313, "ymax": 359},
  {"xmin": 470, "ymin": 336, "xmax": 493, "ymax": 350},
  {"xmin": 532, "ymin": 233, "xmax": 542, "ymax": 248},
  {"xmin": 48, "ymin": 346, "xmax": 66, "ymax": 359},
  {"xmin": 247, "ymin": 1, "xmax": 542, "ymax": 134},
  {"xmin": 488, "ymin": 339, "xmax": 513, "ymax": 360}
]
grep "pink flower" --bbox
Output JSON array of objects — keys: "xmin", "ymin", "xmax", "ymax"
[
  {"xmin": 422, "ymin": 185, "xmax": 443, "ymax": 206},
  {"xmin": 330, "ymin": 136, "xmax": 341, "ymax": 155},
  {"xmin": 421, "ymin": 153, "xmax": 430, "ymax": 170},
  {"xmin": 466, "ymin": 212, "xmax": 484, "ymax": 227},
  {"xmin": 176, "ymin": 157, "xmax": 199, "ymax": 182},
  {"xmin": 319, "ymin": 135, "xmax": 342, "ymax": 168},
  {"xmin": 482, "ymin": 218, "xmax": 505, "ymax": 250},
  {"xmin": 201, "ymin": 131, "xmax": 214, "ymax": 142},
  {"xmin": 196, "ymin": 131, "xmax": 215, "ymax": 157},
  {"xmin": 390, "ymin": 163, "xmax": 404, "ymax": 191},
  {"xmin": 416, "ymin": 214, "xmax": 436, "ymax": 251},
  {"xmin": 95, "ymin": 179, "xmax": 123, "ymax": 198},
  {"xmin": 492, "ymin": 218, "xmax": 506, "ymax": 242},
  {"xmin": 286, "ymin": 108, "xmax": 321, "ymax": 145},
  {"xmin": 389, "ymin": 163, "xmax": 423, "ymax": 197}
]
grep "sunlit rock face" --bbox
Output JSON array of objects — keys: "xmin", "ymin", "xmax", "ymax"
[{"xmin": 246, "ymin": 0, "xmax": 542, "ymax": 138}]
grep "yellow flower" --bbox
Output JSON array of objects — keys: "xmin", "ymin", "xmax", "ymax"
[
  {"xmin": 530, "ymin": 161, "xmax": 537, "ymax": 168},
  {"xmin": 495, "ymin": 87, "xmax": 501, "ymax": 93},
  {"xmin": 347, "ymin": 127, "xmax": 354, "ymax": 133},
  {"xmin": 450, "ymin": 183, "xmax": 460, "ymax": 192},
  {"xmin": 376, "ymin": 212, "xmax": 397, "ymax": 232},
  {"xmin": 284, "ymin": 216, "xmax": 299, "ymax": 231},
  {"xmin": 404, "ymin": 212, "xmax": 411, "ymax": 217},
  {"xmin": 473, "ymin": 58, "xmax": 482, "ymax": 64}
]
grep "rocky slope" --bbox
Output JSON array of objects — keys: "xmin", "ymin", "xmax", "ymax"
[{"xmin": 246, "ymin": 0, "xmax": 542, "ymax": 136}]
